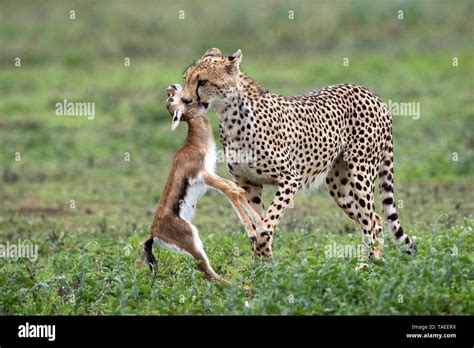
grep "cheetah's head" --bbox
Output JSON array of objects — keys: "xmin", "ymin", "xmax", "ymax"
[{"xmin": 181, "ymin": 48, "xmax": 243, "ymax": 110}]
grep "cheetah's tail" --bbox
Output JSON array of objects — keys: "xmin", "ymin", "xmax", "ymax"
[{"xmin": 378, "ymin": 136, "xmax": 415, "ymax": 254}]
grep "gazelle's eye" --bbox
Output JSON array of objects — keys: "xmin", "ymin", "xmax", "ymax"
[{"xmin": 198, "ymin": 79, "xmax": 208, "ymax": 87}]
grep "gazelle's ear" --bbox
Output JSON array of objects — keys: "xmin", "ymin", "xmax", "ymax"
[
  {"xmin": 202, "ymin": 48, "xmax": 222, "ymax": 58},
  {"xmin": 167, "ymin": 83, "xmax": 183, "ymax": 97},
  {"xmin": 228, "ymin": 49, "xmax": 242, "ymax": 68},
  {"xmin": 171, "ymin": 105, "xmax": 184, "ymax": 131}
]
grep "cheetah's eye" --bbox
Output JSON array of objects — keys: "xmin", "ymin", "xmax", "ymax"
[{"xmin": 197, "ymin": 79, "xmax": 208, "ymax": 87}]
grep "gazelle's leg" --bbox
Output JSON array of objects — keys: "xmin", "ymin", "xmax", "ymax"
[
  {"xmin": 216, "ymin": 176, "xmax": 266, "ymax": 232},
  {"xmin": 202, "ymin": 172, "xmax": 261, "ymax": 241},
  {"xmin": 238, "ymin": 181, "xmax": 265, "ymax": 218},
  {"xmin": 154, "ymin": 216, "xmax": 223, "ymax": 282},
  {"xmin": 185, "ymin": 224, "xmax": 221, "ymax": 282}
]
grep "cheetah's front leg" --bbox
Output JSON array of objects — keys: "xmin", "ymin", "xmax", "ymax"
[{"xmin": 254, "ymin": 174, "xmax": 302, "ymax": 258}]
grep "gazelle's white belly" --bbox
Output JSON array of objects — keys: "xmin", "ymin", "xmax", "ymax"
[
  {"xmin": 204, "ymin": 141, "xmax": 217, "ymax": 175},
  {"xmin": 179, "ymin": 176, "xmax": 208, "ymax": 223},
  {"xmin": 179, "ymin": 141, "xmax": 217, "ymax": 223}
]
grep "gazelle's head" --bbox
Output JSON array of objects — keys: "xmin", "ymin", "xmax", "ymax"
[{"xmin": 165, "ymin": 83, "xmax": 205, "ymax": 131}]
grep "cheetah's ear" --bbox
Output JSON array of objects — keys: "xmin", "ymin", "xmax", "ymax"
[
  {"xmin": 202, "ymin": 48, "xmax": 222, "ymax": 58},
  {"xmin": 228, "ymin": 49, "xmax": 242, "ymax": 68}
]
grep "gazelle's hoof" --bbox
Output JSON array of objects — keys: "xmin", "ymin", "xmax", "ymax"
[
  {"xmin": 237, "ymin": 187, "xmax": 246, "ymax": 196},
  {"xmin": 249, "ymin": 236, "xmax": 257, "ymax": 260}
]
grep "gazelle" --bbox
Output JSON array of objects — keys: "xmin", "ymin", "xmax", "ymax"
[{"xmin": 143, "ymin": 84, "xmax": 264, "ymax": 282}]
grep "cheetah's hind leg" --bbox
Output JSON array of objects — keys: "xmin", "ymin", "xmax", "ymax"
[{"xmin": 326, "ymin": 155, "xmax": 384, "ymax": 262}]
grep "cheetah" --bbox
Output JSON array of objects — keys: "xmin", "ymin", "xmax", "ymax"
[{"xmin": 179, "ymin": 47, "xmax": 415, "ymax": 259}]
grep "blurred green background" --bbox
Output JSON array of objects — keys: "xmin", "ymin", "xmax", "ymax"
[
  {"xmin": 1, "ymin": 0, "xmax": 473, "ymax": 186},
  {"xmin": 0, "ymin": 0, "xmax": 472, "ymax": 315}
]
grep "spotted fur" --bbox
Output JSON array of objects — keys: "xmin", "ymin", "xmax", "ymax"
[{"xmin": 181, "ymin": 48, "xmax": 415, "ymax": 259}]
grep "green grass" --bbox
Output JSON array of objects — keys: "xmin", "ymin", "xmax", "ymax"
[
  {"xmin": 0, "ymin": 191, "xmax": 472, "ymax": 315},
  {"xmin": 0, "ymin": 0, "xmax": 473, "ymax": 315}
]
